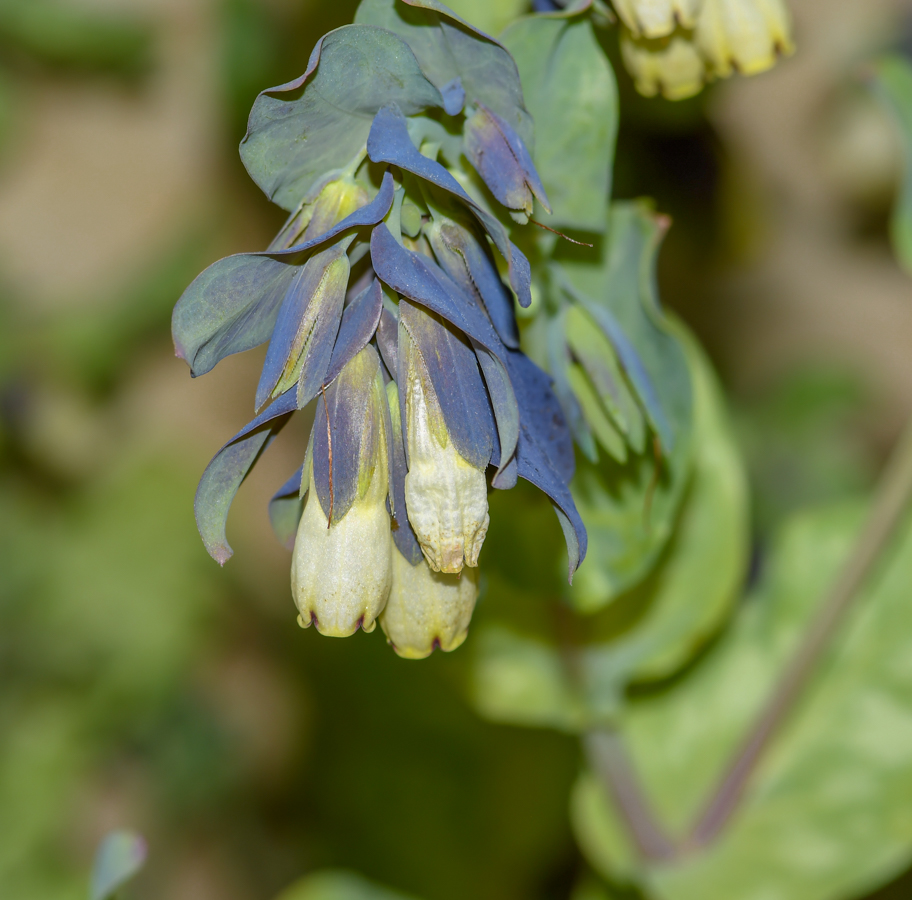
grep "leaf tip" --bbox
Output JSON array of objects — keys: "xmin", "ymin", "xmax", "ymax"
[{"xmin": 211, "ymin": 545, "xmax": 233, "ymax": 566}]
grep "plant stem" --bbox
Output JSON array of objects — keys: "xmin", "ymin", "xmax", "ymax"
[
  {"xmin": 689, "ymin": 415, "xmax": 912, "ymax": 847},
  {"xmin": 551, "ymin": 602, "xmax": 678, "ymax": 861},
  {"xmin": 585, "ymin": 728, "xmax": 678, "ymax": 861}
]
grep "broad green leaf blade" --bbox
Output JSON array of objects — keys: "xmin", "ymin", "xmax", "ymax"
[
  {"xmin": 274, "ymin": 870, "xmax": 420, "ymax": 900},
  {"xmin": 472, "ymin": 330, "xmax": 748, "ymax": 728},
  {"xmin": 90, "ymin": 829, "xmax": 146, "ymax": 900},
  {"xmin": 172, "ymin": 254, "xmax": 294, "ymax": 377},
  {"xmin": 872, "ymin": 55, "xmax": 912, "ymax": 276},
  {"xmin": 501, "ymin": 11, "xmax": 617, "ymax": 231},
  {"xmin": 355, "ymin": 0, "xmax": 533, "ymax": 146},
  {"xmin": 574, "ymin": 500, "xmax": 912, "ymax": 900},
  {"xmin": 240, "ymin": 25, "xmax": 441, "ymax": 211},
  {"xmin": 559, "ymin": 203, "xmax": 694, "ymax": 607}
]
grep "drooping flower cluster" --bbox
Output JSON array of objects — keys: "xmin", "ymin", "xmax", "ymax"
[
  {"xmin": 613, "ymin": 0, "xmax": 794, "ymax": 100},
  {"xmin": 173, "ymin": 0, "xmax": 586, "ymax": 658}
]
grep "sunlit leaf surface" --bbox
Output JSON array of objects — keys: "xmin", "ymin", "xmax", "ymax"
[{"xmin": 574, "ymin": 501, "xmax": 912, "ymax": 900}]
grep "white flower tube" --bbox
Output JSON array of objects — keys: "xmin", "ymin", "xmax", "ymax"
[
  {"xmin": 402, "ymin": 330, "xmax": 490, "ymax": 574},
  {"xmin": 291, "ymin": 349, "xmax": 393, "ymax": 636}
]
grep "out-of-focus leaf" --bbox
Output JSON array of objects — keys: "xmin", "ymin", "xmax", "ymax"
[
  {"xmin": 472, "ymin": 331, "xmax": 747, "ymax": 726},
  {"xmin": 220, "ymin": 0, "xmax": 286, "ymax": 133},
  {"xmin": 444, "ymin": 0, "xmax": 527, "ymax": 37},
  {"xmin": 733, "ymin": 367, "xmax": 873, "ymax": 538},
  {"xmin": 501, "ymin": 9, "xmax": 617, "ymax": 231},
  {"xmin": 240, "ymin": 25, "xmax": 441, "ymax": 211},
  {"xmin": 274, "ymin": 870, "xmax": 419, "ymax": 900},
  {"xmin": 89, "ymin": 829, "xmax": 147, "ymax": 900},
  {"xmin": 871, "ymin": 55, "xmax": 912, "ymax": 276},
  {"xmin": 565, "ymin": 305, "xmax": 646, "ymax": 455},
  {"xmin": 355, "ymin": 0, "xmax": 533, "ymax": 146},
  {"xmin": 578, "ymin": 326, "xmax": 749, "ymax": 683},
  {"xmin": 0, "ymin": 67, "xmax": 15, "ymax": 155},
  {"xmin": 559, "ymin": 204, "xmax": 694, "ymax": 608},
  {"xmin": 573, "ymin": 499, "xmax": 912, "ymax": 900},
  {"xmin": 559, "ymin": 203, "xmax": 690, "ymax": 453},
  {"xmin": 0, "ymin": 0, "xmax": 153, "ymax": 76}
]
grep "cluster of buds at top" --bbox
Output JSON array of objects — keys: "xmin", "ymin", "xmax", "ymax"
[
  {"xmin": 173, "ymin": 1, "xmax": 586, "ymax": 659},
  {"xmin": 608, "ymin": 0, "xmax": 794, "ymax": 100}
]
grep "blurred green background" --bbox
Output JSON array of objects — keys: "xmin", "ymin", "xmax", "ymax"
[{"xmin": 1, "ymin": 1, "xmax": 912, "ymax": 899}]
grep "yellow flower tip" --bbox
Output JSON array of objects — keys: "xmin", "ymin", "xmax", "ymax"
[
  {"xmin": 380, "ymin": 554, "xmax": 479, "ymax": 660},
  {"xmin": 306, "ymin": 612, "xmax": 379, "ymax": 639}
]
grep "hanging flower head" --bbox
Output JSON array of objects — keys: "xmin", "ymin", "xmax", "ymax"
[
  {"xmin": 610, "ymin": 0, "xmax": 795, "ymax": 99},
  {"xmin": 173, "ymin": 0, "xmax": 586, "ymax": 657}
]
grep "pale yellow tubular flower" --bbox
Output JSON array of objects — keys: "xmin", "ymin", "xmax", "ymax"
[
  {"xmin": 291, "ymin": 351, "xmax": 393, "ymax": 637},
  {"xmin": 613, "ymin": 0, "xmax": 703, "ymax": 38},
  {"xmin": 380, "ymin": 550, "xmax": 480, "ymax": 660},
  {"xmin": 695, "ymin": 0, "xmax": 794, "ymax": 79},
  {"xmin": 621, "ymin": 26, "xmax": 708, "ymax": 101},
  {"xmin": 401, "ymin": 328, "xmax": 489, "ymax": 575}
]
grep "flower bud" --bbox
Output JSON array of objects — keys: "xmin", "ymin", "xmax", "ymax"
[
  {"xmin": 291, "ymin": 350, "xmax": 393, "ymax": 636},
  {"xmin": 401, "ymin": 327, "xmax": 490, "ymax": 574},
  {"xmin": 380, "ymin": 550, "xmax": 479, "ymax": 659},
  {"xmin": 463, "ymin": 103, "xmax": 550, "ymax": 217}
]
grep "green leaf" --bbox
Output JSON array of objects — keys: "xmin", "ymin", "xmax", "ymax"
[
  {"xmin": 354, "ymin": 0, "xmax": 532, "ymax": 146},
  {"xmin": 240, "ymin": 24, "xmax": 441, "ymax": 211},
  {"xmin": 871, "ymin": 55, "xmax": 912, "ymax": 276},
  {"xmin": 500, "ymin": 11, "xmax": 617, "ymax": 231},
  {"xmin": 567, "ymin": 362, "xmax": 630, "ymax": 463},
  {"xmin": 573, "ymin": 500, "xmax": 912, "ymax": 900},
  {"xmin": 444, "ymin": 0, "xmax": 528, "ymax": 37},
  {"xmin": 274, "ymin": 870, "xmax": 420, "ymax": 900},
  {"xmin": 559, "ymin": 203, "xmax": 694, "ymax": 607},
  {"xmin": 579, "ymin": 326, "xmax": 749, "ymax": 683},
  {"xmin": 565, "ymin": 305, "xmax": 646, "ymax": 454},
  {"xmin": 89, "ymin": 829, "xmax": 146, "ymax": 900},
  {"xmin": 472, "ymin": 330, "xmax": 748, "ymax": 727}
]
